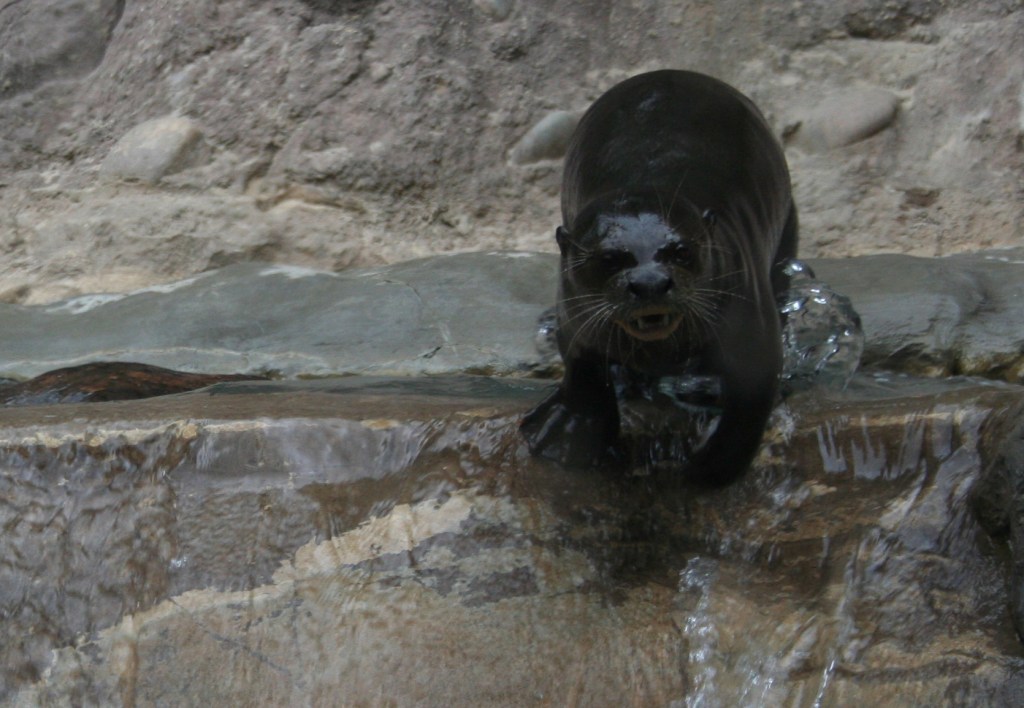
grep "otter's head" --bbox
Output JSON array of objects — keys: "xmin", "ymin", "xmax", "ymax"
[{"xmin": 556, "ymin": 203, "xmax": 719, "ymax": 364}]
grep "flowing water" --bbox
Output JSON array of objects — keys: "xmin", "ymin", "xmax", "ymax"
[{"xmin": 1, "ymin": 371, "xmax": 1022, "ymax": 704}]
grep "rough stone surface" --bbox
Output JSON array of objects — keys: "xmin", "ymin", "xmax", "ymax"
[
  {"xmin": 0, "ymin": 0, "xmax": 124, "ymax": 99},
  {"xmin": 474, "ymin": 0, "xmax": 513, "ymax": 21},
  {"xmin": 1, "ymin": 374, "xmax": 1022, "ymax": 704},
  {"xmin": 0, "ymin": 0, "xmax": 1021, "ymax": 302}
]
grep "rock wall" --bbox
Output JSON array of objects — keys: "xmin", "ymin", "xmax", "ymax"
[{"xmin": 1, "ymin": 0, "xmax": 1021, "ymax": 304}]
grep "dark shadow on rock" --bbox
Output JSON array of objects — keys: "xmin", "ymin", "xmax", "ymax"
[
  {"xmin": 298, "ymin": 0, "xmax": 380, "ymax": 16},
  {"xmin": 975, "ymin": 397, "xmax": 1024, "ymax": 643}
]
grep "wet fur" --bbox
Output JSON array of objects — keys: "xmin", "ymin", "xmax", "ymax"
[{"xmin": 521, "ymin": 70, "xmax": 798, "ymax": 484}]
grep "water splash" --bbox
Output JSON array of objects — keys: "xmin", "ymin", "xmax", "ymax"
[
  {"xmin": 777, "ymin": 259, "xmax": 864, "ymax": 391},
  {"xmin": 533, "ymin": 258, "xmax": 865, "ymax": 391}
]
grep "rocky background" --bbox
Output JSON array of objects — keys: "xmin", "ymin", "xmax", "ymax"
[{"xmin": 0, "ymin": 0, "xmax": 1021, "ymax": 306}]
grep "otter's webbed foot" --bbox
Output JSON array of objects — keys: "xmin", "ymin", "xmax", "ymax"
[{"xmin": 520, "ymin": 388, "xmax": 619, "ymax": 469}]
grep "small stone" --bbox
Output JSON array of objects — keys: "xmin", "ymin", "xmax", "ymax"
[
  {"xmin": 369, "ymin": 62, "xmax": 392, "ymax": 83},
  {"xmin": 473, "ymin": 0, "xmax": 512, "ymax": 20},
  {"xmin": 509, "ymin": 110, "xmax": 578, "ymax": 165},
  {"xmin": 100, "ymin": 115, "xmax": 207, "ymax": 185},
  {"xmin": 789, "ymin": 88, "xmax": 900, "ymax": 152}
]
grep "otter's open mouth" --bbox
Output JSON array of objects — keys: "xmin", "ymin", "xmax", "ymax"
[{"xmin": 617, "ymin": 307, "xmax": 684, "ymax": 341}]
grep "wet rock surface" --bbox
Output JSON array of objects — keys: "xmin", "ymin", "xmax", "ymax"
[
  {"xmin": 814, "ymin": 249, "xmax": 1024, "ymax": 381},
  {"xmin": 3, "ymin": 251, "xmax": 1024, "ymax": 385},
  {"xmin": 974, "ymin": 398, "xmax": 1024, "ymax": 646},
  {"xmin": 1, "ymin": 374, "xmax": 1023, "ymax": 704},
  {"xmin": 1, "ymin": 250, "xmax": 1024, "ymax": 702},
  {"xmin": 0, "ymin": 253, "xmax": 557, "ymax": 380}
]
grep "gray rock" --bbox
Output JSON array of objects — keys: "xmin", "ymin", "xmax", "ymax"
[
  {"xmin": 789, "ymin": 88, "xmax": 900, "ymax": 152},
  {"xmin": 0, "ymin": 253, "xmax": 556, "ymax": 380},
  {"xmin": 1, "ymin": 1, "xmax": 1024, "ymax": 700},
  {"xmin": 0, "ymin": 189, "xmax": 381, "ymax": 306},
  {"xmin": 762, "ymin": 0, "xmax": 942, "ymax": 49},
  {"xmin": 509, "ymin": 110, "xmax": 579, "ymax": 165},
  {"xmin": 813, "ymin": 249, "xmax": 1024, "ymax": 380},
  {"xmin": 100, "ymin": 115, "xmax": 208, "ymax": 184}
]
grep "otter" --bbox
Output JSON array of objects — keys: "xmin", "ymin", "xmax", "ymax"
[{"xmin": 521, "ymin": 69, "xmax": 797, "ymax": 485}]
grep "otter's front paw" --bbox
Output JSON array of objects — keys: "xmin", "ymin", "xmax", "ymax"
[{"xmin": 520, "ymin": 390, "xmax": 618, "ymax": 469}]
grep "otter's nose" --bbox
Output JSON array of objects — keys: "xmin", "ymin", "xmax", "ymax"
[{"xmin": 627, "ymin": 266, "xmax": 673, "ymax": 299}]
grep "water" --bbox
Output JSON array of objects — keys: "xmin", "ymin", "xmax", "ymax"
[{"xmin": 777, "ymin": 259, "xmax": 865, "ymax": 391}]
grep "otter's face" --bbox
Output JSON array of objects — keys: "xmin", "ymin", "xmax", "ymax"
[{"xmin": 557, "ymin": 210, "xmax": 716, "ymax": 357}]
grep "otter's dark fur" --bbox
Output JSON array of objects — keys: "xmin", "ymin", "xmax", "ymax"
[{"xmin": 521, "ymin": 70, "xmax": 797, "ymax": 484}]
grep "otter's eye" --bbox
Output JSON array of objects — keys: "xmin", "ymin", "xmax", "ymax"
[
  {"xmin": 593, "ymin": 249, "xmax": 633, "ymax": 271},
  {"xmin": 659, "ymin": 241, "xmax": 693, "ymax": 266}
]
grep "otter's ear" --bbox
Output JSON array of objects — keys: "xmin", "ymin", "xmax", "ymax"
[
  {"xmin": 701, "ymin": 209, "xmax": 717, "ymax": 230},
  {"xmin": 555, "ymin": 226, "xmax": 571, "ymax": 256}
]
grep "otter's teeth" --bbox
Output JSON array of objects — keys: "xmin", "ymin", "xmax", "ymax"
[{"xmin": 633, "ymin": 314, "xmax": 670, "ymax": 331}]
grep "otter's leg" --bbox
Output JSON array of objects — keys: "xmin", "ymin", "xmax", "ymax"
[
  {"xmin": 688, "ymin": 298, "xmax": 783, "ymax": 485},
  {"xmin": 520, "ymin": 352, "xmax": 620, "ymax": 468},
  {"xmin": 687, "ymin": 380, "xmax": 777, "ymax": 486}
]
